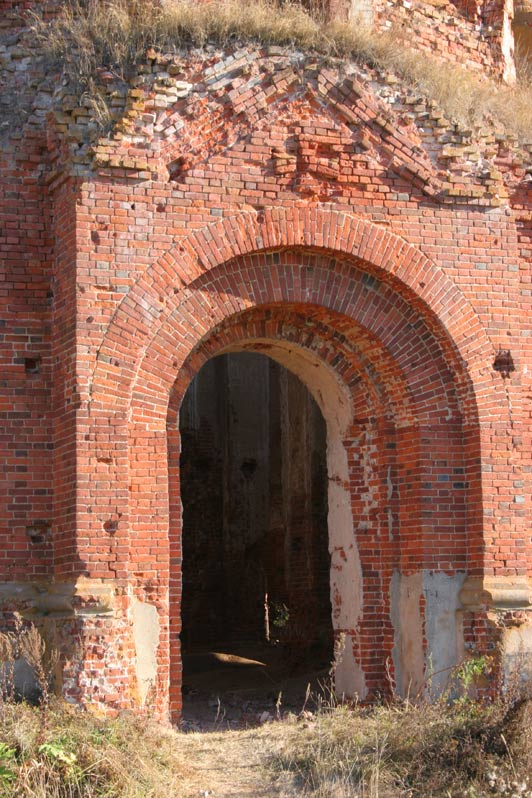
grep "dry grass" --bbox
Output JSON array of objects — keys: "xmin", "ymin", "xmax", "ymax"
[
  {"xmin": 1, "ymin": 701, "xmax": 191, "ymax": 798},
  {"xmin": 271, "ymin": 696, "xmax": 532, "ymax": 798},
  {"xmin": 2, "ymin": 621, "xmax": 532, "ymax": 798},
  {"xmin": 3, "ymin": 694, "xmax": 532, "ymax": 798},
  {"xmin": 0, "ymin": 621, "xmax": 190, "ymax": 798},
  {"xmin": 26, "ymin": 0, "xmax": 532, "ymax": 142}
]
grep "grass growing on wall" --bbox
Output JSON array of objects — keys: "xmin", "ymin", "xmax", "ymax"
[{"xmin": 27, "ymin": 0, "xmax": 532, "ymax": 142}]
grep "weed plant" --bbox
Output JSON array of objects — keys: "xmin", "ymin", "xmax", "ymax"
[
  {"xmin": 271, "ymin": 659, "xmax": 532, "ymax": 798},
  {"xmin": 0, "ymin": 621, "xmax": 189, "ymax": 798}
]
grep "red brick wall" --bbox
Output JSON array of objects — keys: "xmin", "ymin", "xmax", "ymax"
[
  {"xmin": 0, "ymin": 10, "xmax": 530, "ymax": 715},
  {"xmin": 0, "ymin": 131, "xmax": 53, "ymax": 583},
  {"xmin": 372, "ymin": 0, "xmax": 513, "ymax": 80}
]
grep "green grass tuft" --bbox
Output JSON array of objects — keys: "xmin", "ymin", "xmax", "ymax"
[{"xmin": 0, "ymin": 700, "xmax": 190, "ymax": 798}]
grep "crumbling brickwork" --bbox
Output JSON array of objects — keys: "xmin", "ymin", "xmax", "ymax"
[{"xmin": 1, "ymin": 0, "xmax": 531, "ymax": 721}]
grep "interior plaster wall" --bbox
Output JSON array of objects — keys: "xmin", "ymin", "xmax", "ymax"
[{"xmin": 179, "ymin": 352, "xmax": 332, "ymax": 656}]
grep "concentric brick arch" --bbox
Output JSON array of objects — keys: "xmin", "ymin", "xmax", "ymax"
[
  {"xmin": 84, "ymin": 207, "xmax": 509, "ymax": 718},
  {"xmin": 151, "ymin": 293, "xmax": 475, "ymax": 714},
  {"xmin": 135, "ymin": 256, "xmax": 463, "ymax": 426},
  {"xmin": 112, "ymin": 254, "xmax": 485, "ymax": 715},
  {"xmin": 166, "ymin": 301, "xmax": 418, "ymax": 429},
  {"xmin": 90, "ymin": 207, "xmax": 501, "ymax": 426}
]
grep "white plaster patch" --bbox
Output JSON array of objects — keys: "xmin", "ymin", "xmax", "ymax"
[
  {"xmin": 390, "ymin": 571, "xmax": 424, "ymax": 698},
  {"xmin": 501, "ymin": 0, "xmax": 517, "ymax": 84},
  {"xmin": 423, "ymin": 571, "xmax": 466, "ymax": 695},
  {"xmin": 391, "ymin": 570, "xmax": 466, "ymax": 699},
  {"xmin": 334, "ymin": 633, "xmax": 367, "ymax": 700},
  {"xmin": 349, "ymin": 0, "xmax": 374, "ymax": 24},
  {"xmin": 327, "ymin": 417, "xmax": 363, "ymax": 642},
  {"xmin": 132, "ymin": 599, "xmax": 160, "ymax": 704},
  {"xmin": 501, "ymin": 625, "xmax": 532, "ymax": 687},
  {"xmin": 330, "ymin": 546, "xmax": 363, "ymax": 630},
  {"xmin": 387, "ymin": 465, "xmax": 394, "ymax": 541},
  {"xmin": 1, "ymin": 658, "xmax": 38, "ymax": 701}
]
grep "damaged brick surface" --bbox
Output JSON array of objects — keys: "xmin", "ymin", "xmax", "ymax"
[{"xmin": 1, "ymin": 0, "xmax": 531, "ymax": 720}]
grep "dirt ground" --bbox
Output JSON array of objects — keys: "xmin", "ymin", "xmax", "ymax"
[
  {"xmin": 177, "ymin": 641, "xmax": 330, "ymax": 796},
  {"xmin": 178, "ymin": 723, "xmax": 294, "ymax": 798},
  {"xmin": 181, "ymin": 640, "xmax": 331, "ymax": 731}
]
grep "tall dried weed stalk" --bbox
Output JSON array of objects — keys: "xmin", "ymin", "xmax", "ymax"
[
  {"xmin": 0, "ymin": 619, "xmax": 188, "ymax": 797},
  {"xmin": 0, "ymin": 619, "xmax": 58, "ymax": 748}
]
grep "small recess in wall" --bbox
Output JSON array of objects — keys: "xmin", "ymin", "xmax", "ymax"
[
  {"xmin": 24, "ymin": 357, "xmax": 41, "ymax": 374},
  {"xmin": 493, "ymin": 350, "xmax": 515, "ymax": 378},
  {"xmin": 103, "ymin": 519, "xmax": 118, "ymax": 535},
  {"xmin": 241, "ymin": 458, "xmax": 257, "ymax": 479},
  {"xmin": 27, "ymin": 521, "xmax": 51, "ymax": 545}
]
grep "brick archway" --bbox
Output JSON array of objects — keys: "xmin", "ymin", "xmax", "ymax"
[
  {"xmin": 79, "ymin": 208, "xmax": 516, "ymax": 719},
  {"xmin": 164, "ymin": 298, "xmax": 467, "ymax": 716},
  {"xmin": 91, "ymin": 208, "xmax": 495, "ymax": 418}
]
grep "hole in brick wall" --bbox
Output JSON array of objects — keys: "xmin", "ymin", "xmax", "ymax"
[
  {"xmin": 103, "ymin": 520, "xmax": 118, "ymax": 535},
  {"xmin": 179, "ymin": 351, "xmax": 333, "ymax": 721},
  {"xmin": 168, "ymin": 156, "xmax": 187, "ymax": 182},
  {"xmin": 493, "ymin": 350, "xmax": 515, "ymax": 378},
  {"xmin": 240, "ymin": 458, "xmax": 257, "ymax": 479},
  {"xmin": 27, "ymin": 521, "xmax": 51, "ymax": 545},
  {"xmin": 24, "ymin": 357, "xmax": 41, "ymax": 374}
]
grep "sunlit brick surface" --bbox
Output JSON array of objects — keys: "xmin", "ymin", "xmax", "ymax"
[{"xmin": 1, "ymin": 0, "xmax": 531, "ymax": 719}]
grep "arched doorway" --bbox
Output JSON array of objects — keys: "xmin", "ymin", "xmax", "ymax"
[
  {"xmin": 179, "ymin": 351, "xmax": 334, "ymax": 721},
  {"xmin": 89, "ymin": 210, "xmax": 498, "ymax": 721},
  {"xmin": 166, "ymin": 288, "xmax": 474, "ymax": 718}
]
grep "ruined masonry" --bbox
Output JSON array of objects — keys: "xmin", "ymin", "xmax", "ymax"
[{"xmin": 1, "ymin": 0, "xmax": 532, "ymax": 721}]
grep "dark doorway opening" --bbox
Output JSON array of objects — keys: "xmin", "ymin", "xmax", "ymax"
[{"xmin": 179, "ymin": 352, "xmax": 333, "ymax": 727}]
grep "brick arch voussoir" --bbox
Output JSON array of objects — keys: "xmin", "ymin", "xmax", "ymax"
[
  {"xmin": 163, "ymin": 305, "xmax": 411, "ymax": 429},
  {"xmin": 90, "ymin": 207, "xmax": 500, "ymax": 424},
  {"xmin": 153, "ymin": 269, "xmax": 455, "ymax": 429}
]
